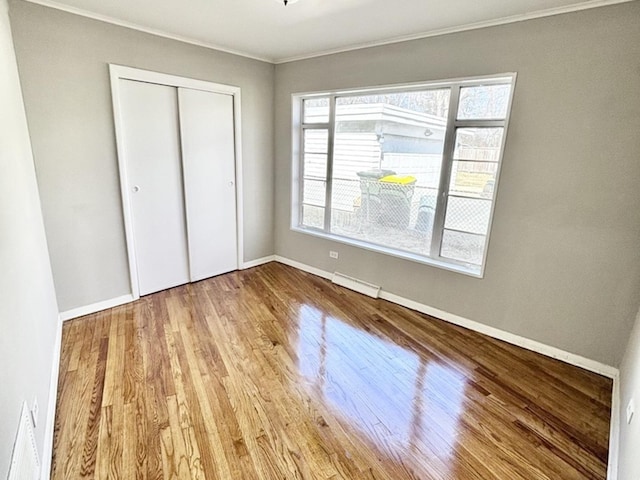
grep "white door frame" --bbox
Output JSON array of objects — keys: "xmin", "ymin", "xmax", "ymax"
[{"xmin": 109, "ymin": 64, "xmax": 244, "ymax": 300}]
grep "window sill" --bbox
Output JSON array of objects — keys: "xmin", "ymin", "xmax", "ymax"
[{"xmin": 290, "ymin": 226, "xmax": 485, "ymax": 278}]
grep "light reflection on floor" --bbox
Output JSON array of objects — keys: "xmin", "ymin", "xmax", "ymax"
[{"xmin": 296, "ymin": 303, "xmax": 468, "ymax": 468}]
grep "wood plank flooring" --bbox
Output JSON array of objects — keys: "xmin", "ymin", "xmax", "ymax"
[{"xmin": 51, "ymin": 262, "xmax": 612, "ymax": 479}]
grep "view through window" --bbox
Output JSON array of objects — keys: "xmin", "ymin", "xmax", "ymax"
[{"xmin": 294, "ymin": 76, "xmax": 515, "ymax": 275}]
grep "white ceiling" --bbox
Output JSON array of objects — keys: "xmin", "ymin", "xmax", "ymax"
[{"xmin": 25, "ymin": 0, "xmax": 632, "ymax": 62}]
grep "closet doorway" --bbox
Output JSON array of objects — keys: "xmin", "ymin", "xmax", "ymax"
[{"xmin": 110, "ymin": 65, "xmax": 243, "ymax": 298}]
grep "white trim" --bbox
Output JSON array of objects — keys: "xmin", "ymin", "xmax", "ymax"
[
  {"xmin": 273, "ymin": 256, "xmax": 619, "ymax": 378},
  {"xmin": 607, "ymin": 373, "xmax": 620, "ymax": 480},
  {"xmin": 474, "ymin": 74, "xmax": 517, "ymax": 277},
  {"xmin": 274, "ymin": 0, "xmax": 637, "ymax": 63},
  {"xmin": 290, "ymin": 224, "xmax": 482, "ymax": 278},
  {"xmin": 22, "ymin": 0, "xmax": 634, "ymax": 65},
  {"xmin": 40, "ymin": 314, "xmax": 63, "ymax": 480},
  {"xmin": 379, "ymin": 290, "xmax": 619, "ymax": 379},
  {"xmin": 242, "ymin": 255, "xmax": 276, "ymax": 269},
  {"xmin": 59, "ymin": 294, "xmax": 134, "ymax": 322},
  {"xmin": 109, "ymin": 65, "xmax": 245, "ymax": 301},
  {"xmin": 21, "ymin": 0, "xmax": 273, "ymax": 63},
  {"xmin": 232, "ymin": 91, "xmax": 245, "ymax": 274},
  {"xmin": 109, "ymin": 67, "xmax": 140, "ymax": 299},
  {"xmin": 274, "ymin": 255, "xmax": 332, "ymax": 281},
  {"xmin": 110, "ymin": 65, "xmax": 244, "ymax": 96}
]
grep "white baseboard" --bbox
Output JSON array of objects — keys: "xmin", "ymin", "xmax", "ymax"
[
  {"xmin": 59, "ymin": 294, "xmax": 134, "ymax": 322},
  {"xmin": 273, "ymin": 256, "xmax": 619, "ymax": 379},
  {"xmin": 242, "ymin": 255, "xmax": 276, "ymax": 269},
  {"xmin": 607, "ymin": 373, "xmax": 620, "ymax": 480},
  {"xmin": 380, "ymin": 290, "xmax": 619, "ymax": 379},
  {"xmin": 40, "ymin": 314, "xmax": 63, "ymax": 480},
  {"xmin": 274, "ymin": 255, "xmax": 332, "ymax": 281}
]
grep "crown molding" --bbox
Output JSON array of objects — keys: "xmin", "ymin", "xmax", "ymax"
[
  {"xmin": 20, "ymin": 0, "xmax": 636, "ymax": 65},
  {"xmin": 273, "ymin": 0, "xmax": 637, "ymax": 63},
  {"xmin": 20, "ymin": 0, "xmax": 274, "ymax": 63}
]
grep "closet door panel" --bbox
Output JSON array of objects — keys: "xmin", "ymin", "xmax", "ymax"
[
  {"xmin": 119, "ymin": 79, "xmax": 190, "ymax": 295},
  {"xmin": 178, "ymin": 88, "xmax": 238, "ymax": 281}
]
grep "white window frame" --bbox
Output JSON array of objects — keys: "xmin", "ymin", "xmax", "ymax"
[{"xmin": 291, "ymin": 73, "xmax": 517, "ymax": 277}]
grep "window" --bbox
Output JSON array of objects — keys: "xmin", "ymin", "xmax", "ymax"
[{"xmin": 292, "ymin": 75, "xmax": 515, "ymax": 276}]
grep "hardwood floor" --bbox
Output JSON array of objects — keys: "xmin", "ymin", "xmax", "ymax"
[{"xmin": 51, "ymin": 262, "xmax": 612, "ymax": 479}]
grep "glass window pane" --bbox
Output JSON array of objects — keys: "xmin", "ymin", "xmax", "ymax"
[
  {"xmin": 440, "ymin": 230, "xmax": 486, "ymax": 266},
  {"xmin": 303, "ymin": 98, "xmax": 329, "ymax": 123},
  {"xmin": 302, "ymin": 205, "xmax": 324, "ymax": 229},
  {"xmin": 329, "ymin": 89, "xmax": 450, "ymax": 253},
  {"xmin": 303, "ymin": 154, "xmax": 327, "ymax": 179},
  {"xmin": 457, "ymin": 84, "xmax": 511, "ymax": 120},
  {"xmin": 335, "ymin": 89, "xmax": 450, "ymax": 119},
  {"xmin": 444, "ymin": 196, "xmax": 491, "ymax": 235},
  {"xmin": 304, "ymin": 129, "xmax": 328, "ymax": 154},
  {"xmin": 449, "ymin": 161, "xmax": 498, "ymax": 199},
  {"xmin": 302, "ymin": 179, "xmax": 326, "ymax": 206},
  {"xmin": 454, "ymin": 128, "xmax": 504, "ymax": 162},
  {"xmin": 301, "ymin": 129, "xmax": 328, "ymax": 229},
  {"xmin": 303, "ymin": 129, "xmax": 328, "ymax": 182}
]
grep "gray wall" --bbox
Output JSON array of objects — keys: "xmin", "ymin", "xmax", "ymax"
[
  {"xmin": 0, "ymin": 0, "xmax": 59, "ymax": 475},
  {"xmin": 274, "ymin": 3, "xmax": 640, "ymax": 366},
  {"xmin": 619, "ymin": 308, "xmax": 640, "ymax": 479},
  {"xmin": 9, "ymin": 1, "xmax": 275, "ymax": 312}
]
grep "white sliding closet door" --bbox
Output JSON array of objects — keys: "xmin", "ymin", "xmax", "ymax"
[
  {"xmin": 119, "ymin": 79, "xmax": 190, "ymax": 295},
  {"xmin": 178, "ymin": 88, "xmax": 238, "ymax": 281}
]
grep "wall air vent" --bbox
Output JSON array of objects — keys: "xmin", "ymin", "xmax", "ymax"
[{"xmin": 8, "ymin": 402, "xmax": 40, "ymax": 480}]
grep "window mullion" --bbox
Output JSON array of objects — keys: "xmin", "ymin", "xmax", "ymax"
[
  {"xmin": 430, "ymin": 85, "xmax": 461, "ymax": 259},
  {"xmin": 298, "ymin": 95, "xmax": 305, "ymax": 226},
  {"xmin": 323, "ymin": 95, "xmax": 336, "ymax": 232}
]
